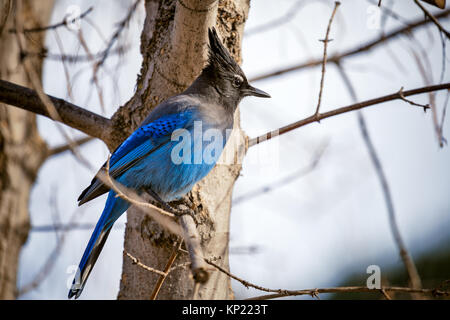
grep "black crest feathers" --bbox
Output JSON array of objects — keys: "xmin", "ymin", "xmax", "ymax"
[{"xmin": 206, "ymin": 27, "xmax": 242, "ymax": 75}]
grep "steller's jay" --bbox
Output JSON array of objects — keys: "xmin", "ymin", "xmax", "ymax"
[{"xmin": 68, "ymin": 27, "xmax": 270, "ymax": 299}]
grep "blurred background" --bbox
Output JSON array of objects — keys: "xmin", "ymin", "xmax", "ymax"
[{"xmin": 16, "ymin": 0, "xmax": 450, "ymax": 299}]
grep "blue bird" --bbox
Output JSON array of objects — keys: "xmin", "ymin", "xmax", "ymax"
[{"xmin": 68, "ymin": 28, "xmax": 270, "ymax": 299}]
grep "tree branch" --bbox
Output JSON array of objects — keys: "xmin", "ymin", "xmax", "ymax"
[
  {"xmin": 250, "ymin": 9, "xmax": 450, "ymax": 82},
  {"xmin": 246, "ymin": 286, "xmax": 449, "ymax": 300},
  {"xmin": 0, "ymin": 79, "xmax": 112, "ymax": 142},
  {"xmin": 415, "ymin": 0, "xmax": 450, "ymax": 39},
  {"xmin": 248, "ymin": 83, "xmax": 450, "ymax": 147},
  {"xmin": 46, "ymin": 136, "xmax": 94, "ymax": 158},
  {"xmin": 315, "ymin": 1, "xmax": 340, "ymax": 116},
  {"xmin": 9, "ymin": 7, "xmax": 93, "ymax": 34},
  {"xmin": 205, "ymin": 256, "xmax": 448, "ymax": 300},
  {"xmin": 150, "ymin": 239, "xmax": 183, "ymax": 300}
]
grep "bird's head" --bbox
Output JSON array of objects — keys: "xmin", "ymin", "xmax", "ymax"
[{"xmin": 198, "ymin": 28, "xmax": 270, "ymax": 110}]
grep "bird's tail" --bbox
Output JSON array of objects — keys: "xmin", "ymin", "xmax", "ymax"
[{"xmin": 68, "ymin": 191, "xmax": 130, "ymax": 299}]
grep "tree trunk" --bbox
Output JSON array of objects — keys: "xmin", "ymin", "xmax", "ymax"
[
  {"xmin": 117, "ymin": 0, "xmax": 249, "ymax": 299},
  {"xmin": 0, "ymin": 0, "xmax": 53, "ymax": 299}
]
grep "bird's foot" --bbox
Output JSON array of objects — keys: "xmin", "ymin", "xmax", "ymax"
[
  {"xmin": 170, "ymin": 197, "xmax": 199, "ymax": 225},
  {"xmin": 173, "ymin": 205, "xmax": 198, "ymax": 224},
  {"xmin": 144, "ymin": 188, "xmax": 199, "ymax": 224}
]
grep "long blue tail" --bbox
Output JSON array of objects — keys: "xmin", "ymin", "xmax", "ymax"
[{"xmin": 68, "ymin": 191, "xmax": 130, "ymax": 299}]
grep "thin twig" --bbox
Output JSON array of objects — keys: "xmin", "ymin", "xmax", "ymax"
[
  {"xmin": 398, "ymin": 87, "xmax": 430, "ymax": 110},
  {"xmin": 315, "ymin": 1, "xmax": 340, "ymax": 116},
  {"xmin": 77, "ymin": 29, "xmax": 106, "ymax": 113},
  {"xmin": 22, "ymin": 46, "xmax": 129, "ymax": 64},
  {"xmin": 47, "ymin": 136, "xmax": 94, "ymax": 157},
  {"xmin": 246, "ymin": 286, "xmax": 449, "ymax": 300},
  {"xmin": 249, "ymin": 9, "xmax": 450, "ymax": 82},
  {"xmin": 31, "ymin": 222, "xmax": 123, "ymax": 232},
  {"xmin": 204, "ymin": 257, "xmax": 447, "ymax": 300},
  {"xmin": 408, "ymin": 42, "xmax": 444, "ymax": 147},
  {"xmin": 248, "ymin": 83, "xmax": 448, "ymax": 147},
  {"xmin": 150, "ymin": 239, "xmax": 183, "ymax": 300},
  {"xmin": 205, "ymin": 258, "xmax": 274, "ymax": 293},
  {"xmin": 95, "ymin": 0, "xmax": 141, "ymax": 71},
  {"xmin": 9, "ymin": 7, "xmax": 93, "ymax": 33},
  {"xmin": 124, "ymin": 251, "xmax": 167, "ymax": 277},
  {"xmin": 381, "ymin": 289, "xmax": 392, "ymax": 300}
]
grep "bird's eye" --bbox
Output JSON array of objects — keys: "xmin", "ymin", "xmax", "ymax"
[{"xmin": 232, "ymin": 75, "xmax": 243, "ymax": 87}]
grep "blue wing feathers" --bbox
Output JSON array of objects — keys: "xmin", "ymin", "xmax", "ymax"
[
  {"xmin": 77, "ymin": 111, "xmax": 193, "ymax": 204},
  {"xmin": 109, "ymin": 112, "xmax": 192, "ymax": 167}
]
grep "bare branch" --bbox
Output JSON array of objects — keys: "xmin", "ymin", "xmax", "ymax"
[
  {"xmin": 0, "ymin": 80, "xmax": 112, "ymax": 142},
  {"xmin": 246, "ymin": 286, "xmax": 449, "ymax": 300},
  {"xmin": 31, "ymin": 222, "xmax": 120, "ymax": 232},
  {"xmin": 21, "ymin": 46, "xmax": 130, "ymax": 64},
  {"xmin": 398, "ymin": 86, "xmax": 429, "ymax": 110},
  {"xmin": 205, "ymin": 257, "xmax": 447, "ymax": 300},
  {"xmin": 94, "ymin": 0, "xmax": 141, "ymax": 71},
  {"xmin": 150, "ymin": 239, "xmax": 183, "ymax": 300},
  {"xmin": 47, "ymin": 136, "xmax": 94, "ymax": 158},
  {"xmin": 9, "ymin": 7, "xmax": 93, "ymax": 34},
  {"xmin": 248, "ymin": 83, "xmax": 449, "ymax": 147},
  {"xmin": 315, "ymin": 1, "xmax": 340, "ymax": 116},
  {"xmin": 250, "ymin": 9, "xmax": 450, "ymax": 82},
  {"xmin": 408, "ymin": 41, "xmax": 445, "ymax": 146},
  {"xmin": 414, "ymin": 0, "xmax": 450, "ymax": 39},
  {"xmin": 124, "ymin": 251, "xmax": 167, "ymax": 277}
]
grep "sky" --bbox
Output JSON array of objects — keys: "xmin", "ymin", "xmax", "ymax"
[{"xmin": 16, "ymin": 0, "xmax": 450, "ymax": 299}]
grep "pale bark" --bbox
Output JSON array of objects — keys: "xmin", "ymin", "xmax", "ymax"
[
  {"xmin": 117, "ymin": 0, "xmax": 250, "ymax": 299},
  {"xmin": 0, "ymin": 0, "xmax": 53, "ymax": 299}
]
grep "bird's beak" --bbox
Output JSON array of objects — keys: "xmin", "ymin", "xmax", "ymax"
[{"xmin": 244, "ymin": 84, "xmax": 271, "ymax": 98}]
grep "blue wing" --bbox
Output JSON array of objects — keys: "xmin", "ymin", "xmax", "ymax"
[{"xmin": 77, "ymin": 111, "xmax": 193, "ymax": 205}]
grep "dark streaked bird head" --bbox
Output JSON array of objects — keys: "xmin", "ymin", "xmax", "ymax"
[{"xmin": 193, "ymin": 28, "xmax": 270, "ymax": 110}]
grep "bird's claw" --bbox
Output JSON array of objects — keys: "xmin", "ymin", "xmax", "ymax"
[{"xmin": 172, "ymin": 204, "xmax": 199, "ymax": 225}]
